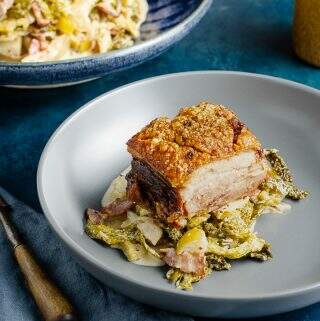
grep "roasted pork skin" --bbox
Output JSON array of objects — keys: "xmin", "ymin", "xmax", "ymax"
[{"xmin": 126, "ymin": 102, "xmax": 268, "ymax": 220}]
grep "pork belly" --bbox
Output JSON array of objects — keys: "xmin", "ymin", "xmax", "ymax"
[{"xmin": 126, "ymin": 102, "xmax": 269, "ymax": 225}]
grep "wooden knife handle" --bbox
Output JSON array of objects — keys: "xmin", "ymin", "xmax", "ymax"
[{"xmin": 14, "ymin": 244, "xmax": 78, "ymax": 321}]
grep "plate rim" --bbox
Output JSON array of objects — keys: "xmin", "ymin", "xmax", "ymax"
[{"xmin": 37, "ymin": 70, "xmax": 320, "ymax": 301}]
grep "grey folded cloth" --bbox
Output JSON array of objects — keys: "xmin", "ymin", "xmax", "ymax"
[{"xmin": 0, "ymin": 187, "xmax": 192, "ymax": 321}]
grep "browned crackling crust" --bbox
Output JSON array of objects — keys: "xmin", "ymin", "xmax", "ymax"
[{"xmin": 127, "ymin": 101, "xmax": 262, "ymax": 188}]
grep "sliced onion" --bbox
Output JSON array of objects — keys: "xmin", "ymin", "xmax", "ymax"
[
  {"xmin": 137, "ymin": 221, "xmax": 163, "ymax": 246},
  {"xmin": 101, "ymin": 166, "xmax": 130, "ymax": 207}
]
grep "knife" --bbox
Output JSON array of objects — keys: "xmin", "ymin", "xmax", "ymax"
[{"xmin": 0, "ymin": 195, "xmax": 78, "ymax": 321}]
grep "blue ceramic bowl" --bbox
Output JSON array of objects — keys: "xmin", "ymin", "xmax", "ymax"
[{"xmin": 0, "ymin": 0, "xmax": 212, "ymax": 87}]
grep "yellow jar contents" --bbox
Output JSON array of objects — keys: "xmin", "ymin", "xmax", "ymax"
[{"xmin": 293, "ymin": 0, "xmax": 320, "ymax": 67}]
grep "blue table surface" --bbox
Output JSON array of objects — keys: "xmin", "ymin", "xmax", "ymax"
[{"xmin": 1, "ymin": 0, "xmax": 320, "ymax": 320}]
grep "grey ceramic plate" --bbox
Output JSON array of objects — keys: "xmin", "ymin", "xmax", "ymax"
[{"xmin": 37, "ymin": 71, "xmax": 320, "ymax": 318}]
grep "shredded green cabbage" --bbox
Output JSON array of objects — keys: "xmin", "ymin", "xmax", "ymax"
[
  {"xmin": 207, "ymin": 234, "xmax": 268, "ymax": 259},
  {"xmin": 166, "ymin": 267, "xmax": 212, "ymax": 291},
  {"xmin": 85, "ymin": 220, "xmax": 137, "ymax": 245},
  {"xmin": 85, "ymin": 220, "xmax": 162, "ymax": 263},
  {"xmin": 264, "ymin": 149, "xmax": 309, "ymax": 200},
  {"xmin": 85, "ymin": 148, "xmax": 308, "ymax": 291},
  {"xmin": 206, "ymin": 254, "xmax": 231, "ymax": 271}
]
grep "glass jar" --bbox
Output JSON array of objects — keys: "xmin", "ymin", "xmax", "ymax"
[{"xmin": 293, "ymin": 0, "xmax": 320, "ymax": 67}]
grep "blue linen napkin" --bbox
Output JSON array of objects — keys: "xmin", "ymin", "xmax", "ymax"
[{"xmin": 0, "ymin": 187, "xmax": 192, "ymax": 321}]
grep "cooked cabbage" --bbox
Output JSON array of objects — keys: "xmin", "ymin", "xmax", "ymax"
[
  {"xmin": 166, "ymin": 267, "xmax": 212, "ymax": 291},
  {"xmin": 86, "ymin": 220, "xmax": 163, "ymax": 265},
  {"xmin": 86, "ymin": 148, "xmax": 308, "ymax": 291},
  {"xmin": 264, "ymin": 149, "xmax": 309, "ymax": 200},
  {"xmin": 207, "ymin": 234, "xmax": 268, "ymax": 259},
  {"xmin": 0, "ymin": 0, "xmax": 148, "ymax": 61}
]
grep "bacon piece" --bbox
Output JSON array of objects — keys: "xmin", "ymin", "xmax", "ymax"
[
  {"xmin": 35, "ymin": 33, "xmax": 48, "ymax": 50},
  {"xmin": 28, "ymin": 38, "xmax": 40, "ymax": 55},
  {"xmin": 96, "ymin": 0, "xmax": 122, "ymax": 17},
  {"xmin": 101, "ymin": 198, "xmax": 133, "ymax": 216},
  {"xmin": 163, "ymin": 248, "xmax": 206, "ymax": 276},
  {"xmin": 31, "ymin": 1, "xmax": 50, "ymax": 27},
  {"xmin": 0, "ymin": 0, "xmax": 14, "ymax": 20},
  {"xmin": 24, "ymin": 34, "xmax": 47, "ymax": 56},
  {"xmin": 86, "ymin": 208, "xmax": 103, "ymax": 224},
  {"xmin": 86, "ymin": 198, "xmax": 133, "ymax": 224}
]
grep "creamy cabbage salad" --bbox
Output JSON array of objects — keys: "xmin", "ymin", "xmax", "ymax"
[
  {"xmin": 0, "ymin": 0, "xmax": 148, "ymax": 62},
  {"xmin": 85, "ymin": 149, "xmax": 308, "ymax": 290}
]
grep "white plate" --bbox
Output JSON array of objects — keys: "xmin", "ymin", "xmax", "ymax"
[{"xmin": 37, "ymin": 71, "xmax": 320, "ymax": 318}]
